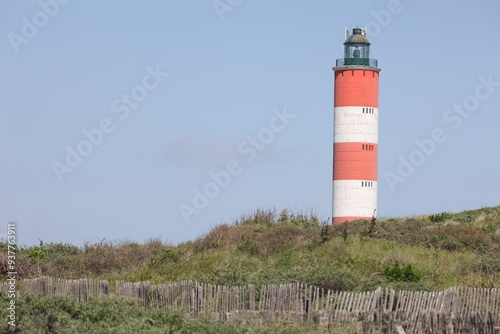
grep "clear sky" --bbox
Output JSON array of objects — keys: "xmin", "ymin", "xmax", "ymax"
[{"xmin": 1, "ymin": 0, "xmax": 500, "ymax": 247}]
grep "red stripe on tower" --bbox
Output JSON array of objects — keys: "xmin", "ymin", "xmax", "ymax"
[{"xmin": 332, "ymin": 27, "xmax": 381, "ymax": 225}]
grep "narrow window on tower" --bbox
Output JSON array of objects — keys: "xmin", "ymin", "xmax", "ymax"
[
  {"xmin": 351, "ymin": 71, "xmax": 354, "ymax": 76},
  {"xmin": 363, "ymin": 71, "xmax": 366, "ymax": 76},
  {"xmin": 362, "ymin": 144, "xmax": 365, "ymax": 150}
]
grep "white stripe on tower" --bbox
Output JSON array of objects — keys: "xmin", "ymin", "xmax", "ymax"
[
  {"xmin": 333, "ymin": 180, "xmax": 377, "ymax": 218},
  {"xmin": 334, "ymin": 107, "xmax": 378, "ymax": 143}
]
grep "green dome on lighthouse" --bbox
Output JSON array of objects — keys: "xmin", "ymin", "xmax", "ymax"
[{"xmin": 344, "ymin": 27, "xmax": 370, "ymax": 45}]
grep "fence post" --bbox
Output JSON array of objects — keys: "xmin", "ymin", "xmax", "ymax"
[{"xmin": 249, "ymin": 285, "xmax": 255, "ymax": 311}]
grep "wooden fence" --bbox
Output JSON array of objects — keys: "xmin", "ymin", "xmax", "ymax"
[
  {"xmin": 1, "ymin": 277, "xmax": 499, "ymax": 333},
  {"xmin": 16, "ymin": 276, "xmax": 108, "ymax": 302},
  {"xmin": 116, "ymin": 280, "xmax": 255, "ymax": 318}
]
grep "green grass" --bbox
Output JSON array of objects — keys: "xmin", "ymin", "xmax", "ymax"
[{"xmin": 1, "ymin": 206, "xmax": 499, "ymax": 291}]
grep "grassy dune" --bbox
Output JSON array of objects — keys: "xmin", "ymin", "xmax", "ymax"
[
  {"xmin": 3, "ymin": 206, "xmax": 499, "ymax": 290},
  {"xmin": 1, "ymin": 206, "xmax": 499, "ymax": 333}
]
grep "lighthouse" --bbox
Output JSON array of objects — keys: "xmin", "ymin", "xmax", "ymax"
[{"xmin": 332, "ymin": 27, "xmax": 380, "ymax": 224}]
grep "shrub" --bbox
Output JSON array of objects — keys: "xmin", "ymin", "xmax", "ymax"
[
  {"xmin": 383, "ymin": 261, "xmax": 421, "ymax": 282},
  {"xmin": 27, "ymin": 248, "xmax": 46, "ymax": 262},
  {"xmin": 429, "ymin": 212, "xmax": 453, "ymax": 223}
]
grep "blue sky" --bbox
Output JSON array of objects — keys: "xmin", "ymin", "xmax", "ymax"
[{"xmin": 1, "ymin": 0, "xmax": 499, "ymax": 247}]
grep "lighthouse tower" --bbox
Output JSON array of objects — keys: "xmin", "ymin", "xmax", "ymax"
[{"xmin": 332, "ymin": 27, "xmax": 380, "ymax": 224}]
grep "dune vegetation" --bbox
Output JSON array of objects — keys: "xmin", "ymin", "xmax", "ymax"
[{"xmin": 1, "ymin": 205, "xmax": 499, "ymax": 333}]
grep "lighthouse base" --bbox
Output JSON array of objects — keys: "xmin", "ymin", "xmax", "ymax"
[{"xmin": 332, "ymin": 216, "xmax": 372, "ymax": 224}]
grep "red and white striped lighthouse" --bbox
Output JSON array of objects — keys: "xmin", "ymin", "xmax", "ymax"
[{"xmin": 332, "ymin": 27, "xmax": 380, "ymax": 224}]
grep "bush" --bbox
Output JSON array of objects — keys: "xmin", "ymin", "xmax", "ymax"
[
  {"xmin": 429, "ymin": 212, "xmax": 453, "ymax": 223},
  {"xmin": 383, "ymin": 261, "xmax": 421, "ymax": 282}
]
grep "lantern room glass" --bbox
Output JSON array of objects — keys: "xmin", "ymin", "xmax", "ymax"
[{"xmin": 344, "ymin": 45, "xmax": 370, "ymax": 59}]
